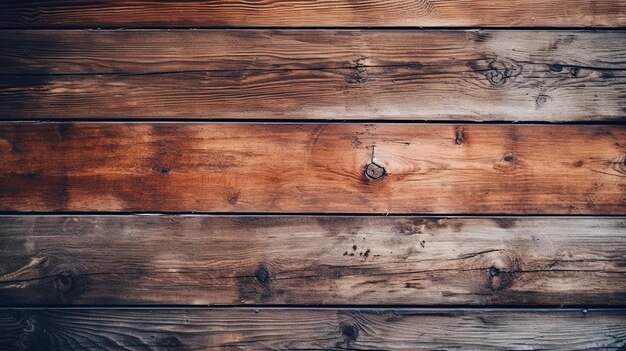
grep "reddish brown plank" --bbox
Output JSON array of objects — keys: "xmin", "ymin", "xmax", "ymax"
[
  {"xmin": 1, "ymin": 216, "xmax": 624, "ymax": 305},
  {"xmin": 1, "ymin": 309, "xmax": 624, "ymax": 350},
  {"xmin": 0, "ymin": 123, "xmax": 624, "ymax": 214},
  {"xmin": 0, "ymin": 1, "xmax": 624, "ymax": 28},
  {"xmin": 1, "ymin": 30, "xmax": 624, "ymax": 121}
]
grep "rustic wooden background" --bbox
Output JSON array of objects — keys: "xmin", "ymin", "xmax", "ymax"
[{"xmin": 0, "ymin": 1, "xmax": 625, "ymax": 350}]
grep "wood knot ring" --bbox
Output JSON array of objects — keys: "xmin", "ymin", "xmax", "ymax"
[{"xmin": 365, "ymin": 162, "xmax": 386, "ymax": 180}]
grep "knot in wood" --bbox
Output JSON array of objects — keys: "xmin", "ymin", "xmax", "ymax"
[
  {"xmin": 502, "ymin": 153, "xmax": 515, "ymax": 162},
  {"xmin": 254, "ymin": 266, "xmax": 271, "ymax": 286},
  {"xmin": 489, "ymin": 266, "xmax": 501, "ymax": 277},
  {"xmin": 548, "ymin": 63, "xmax": 563, "ymax": 72},
  {"xmin": 485, "ymin": 60, "xmax": 516, "ymax": 86},
  {"xmin": 340, "ymin": 323, "xmax": 359, "ymax": 342},
  {"xmin": 365, "ymin": 162, "xmax": 385, "ymax": 180},
  {"xmin": 54, "ymin": 271, "xmax": 74, "ymax": 293},
  {"xmin": 487, "ymin": 265, "xmax": 517, "ymax": 291}
]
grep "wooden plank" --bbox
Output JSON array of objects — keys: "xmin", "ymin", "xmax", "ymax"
[
  {"xmin": 1, "ymin": 123, "xmax": 624, "ymax": 214},
  {"xmin": 0, "ymin": 1, "xmax": 625, "ymax": 28},
  {"xmin": 1, "ymin": 216, "xmax": 624, "ymax": 305},
  {"xmin": 0, "ymin": 308, "xmax": 624, "ymax": 350},
  {"xmin": 0, "ymin": 30, "xmax": 624, "ymax": 121}
]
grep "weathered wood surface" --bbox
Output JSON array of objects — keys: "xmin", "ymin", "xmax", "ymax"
[
  {"xmin": 1, "ymin": 30, "xmax": 625, "ymax": 121},
  {"xmin": 1, "ymin": 123, "xmax": 625, "ymax": 214},
  {"xmin": 1, "ymin": 216, "xmax": 624, "ymax": 305},
  {"xmin": 1, "ymin": 1, "xmax": 624, "ymax": 28},
  {"xmin": 1, "ymin": 308, "xmax": 624, "ymax": 350}
]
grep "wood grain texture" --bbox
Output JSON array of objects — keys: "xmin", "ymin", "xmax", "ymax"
[
  {"xmin": 1, "ymin": 216, "xmax": 624, "ymax": 305},
  {"xmin": 1, "ymin": 308, "xmax": 624, "ymax": 350},
  {"xmin": 1, "ymin": 123, "xmax": 625, "ymax": 214},
  {"xmin": 1, "ymin": 30, "xmax": 625, "ymax": 121},
  {"xmin": 0, "ymin": 1, "xmax": 625, "ymax": 28}
]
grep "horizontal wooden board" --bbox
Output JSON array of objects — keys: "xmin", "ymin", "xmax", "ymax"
[
  {"xmin": 1, "ymin": 30, "xmax": 625, "ymax": 121},
  {"xmin": 1, "ymin": 308, "xmax": 624, "ymax": 350},
  {"xmin": 1, "ymin": 123, "xmax": 625, "ymax": 214},
  {"xmin": 1, "ymin": 216, "xmax": 624, "ymax": 305},
  {"xmin": 0, "ymin": 1, "xmax": 625, "ymax": 28}
]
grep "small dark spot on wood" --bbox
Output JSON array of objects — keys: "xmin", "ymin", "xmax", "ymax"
[
  {"xmin": 489, "ymin": 266, "xmax": 501, "ymax": 277},
  {"xmin": 58, "ymin": 124, "xmax": 72, "ymax": 139},
  {"xmin": 365, "ymin": 162, "xmax": 386, "ymax": 180},
  {"xmin": 455, "ymin": 127, "xmax": 465, "ymax": 145},
  {"xmin": 364, "ymin": 249, "xmax": 370, "ymax": 258},
  {"xmin": 420, "ymin": 240, "xmax": 426, "ymax": 248},
  {"xmin": 493, "ymin": 218, "xmax": 516, "ymax": 229},
  {"xmin": 349, "ymin": 253, "xmax": 355, "ymax": 256},
  {"xmin": 54, "ymin": 271, "xmax": 73, "ymax": 293},
  {"xmin": 574, "ymin": 160, "xmax": 584, "ymax": 167},
  {"xmin": 343, "ymin": 251, "xmax": 348, "ymax": 256},
  {"xmin": 548, "ymin": 64, "xmax": 563, "ymax": 72},
  {"xmin": 228, "ymin": 192, "xmax": 239, "ymax": 205},
  {"xmin": 503, "ymin": 153, "xmax": 515, "ymax": 162},
  {"xmin": 159, "ymin": 167, "xmax": 169, "ymax": 176},
  {"xmin": 340, "ymin": 323, "xmax": 358, "ymax": 342},
  {"xmin": 352, "ymin": 245, "xmax": 357, "ymax": 251},
  {"xmin": 570, "ymin": 67, "xmax": 580, "ymax": 77},
  {"xmin": 601, "ymin": 71, "xmax": 614, "ymax": 79},
  {"xmin": 535, "ymin": 94, "xmax": 548, "ymax": 108},
  {"xmin": 254, "ymin": 266, "xmax": 271, "ymax": 287}
]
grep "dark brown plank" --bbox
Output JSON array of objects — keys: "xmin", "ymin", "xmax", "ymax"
[
  {"xmin": 1, "ymin": 123, "xmax": 625, "ymax": 214},
  {"xmin": 1, "ymin": 308, "xmax": 624, "ymax": 350},
  {"xmin": 1, "ymin": 30, "xmax": 624, "ymax": 121},
  {"xmin": 0, "ymin": 1, "xmax": 624, "ymax": 28},
  {"xmin": 1, "ymin": 216, "xmax": 624, "ymax": 305}
]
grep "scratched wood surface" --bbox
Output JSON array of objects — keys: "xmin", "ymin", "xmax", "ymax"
[
  {"xmin": 1, "ymin": 308, "xmax": 625, "ymax": 350},
  {"xmin": 1, "ymin": 1, "xmax": 625, "ymax": 349},
  {"xmin": 1, "ymin": 30, "xmax": 624, "ymax": 121},
  {"xmin": 1, "ymin": 216, "xmax": 624, "ymax": 306},
  {"xmin": 1, "ymin": 123, "xmax": 624, "ymax": 214},
  {"xmin": 1, "ymin": 0, "xmax": 625, "ymax": 28}
]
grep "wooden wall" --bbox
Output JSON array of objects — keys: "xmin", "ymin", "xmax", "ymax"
[{"xmin": 0, "ymin": 1, "xmax": 625, "ymax": 350}]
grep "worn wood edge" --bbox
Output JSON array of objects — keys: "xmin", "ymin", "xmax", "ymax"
[{"xmin": 0, "ymin": 308, "xmax": 624, "ymax": 350}]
